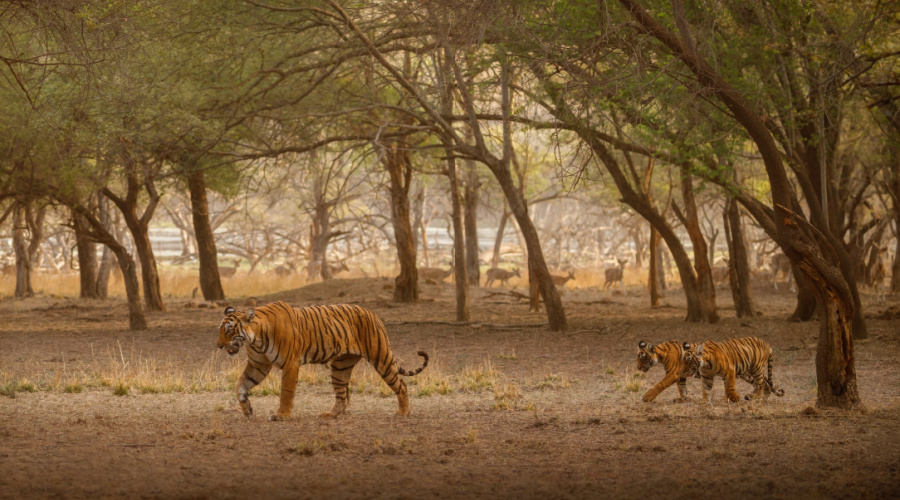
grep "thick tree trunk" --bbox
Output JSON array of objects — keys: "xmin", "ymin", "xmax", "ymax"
[
  {"xmin": 188, "ymin": 170, "xmax": 225, "ymax": 301},
  {"xmin": 72, "ymin": 209, "xmax": 99, "ymax": 299},
  {"xmin": 130, "ymin": 225, "xmax": 165, "ymax": 311},
  {"xmin": 12, "ymin": 203, "xmax": 33, "ymax": 298},
  {"xmin": 724, "ymin": 198, "xmax": 757, "ymax": 317},
  {"xmin": 463, "ymin": 164, "xmax": 481, "ymax": 286},
  {"xmin": 383, "ymin": 143, "xmax": 418, "ymax": 302}
]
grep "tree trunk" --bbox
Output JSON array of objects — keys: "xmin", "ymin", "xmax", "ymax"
[
  {"xmin": 95, "ymin": 193, "xmax": 113, "ymax": 299},
  {"xmin": 69, "ymin": 203, "xmax": 146, "ymax": 330},
  {"xmin": 724, "ymin": 198, "xmax": 757, "ymax": 317},
  {"xmin": 492, "ymin": 209, "xmax": 510, "ymax": 268},
  {"xmin": 619, "ymin": 0, "xmax": 859, "ymax": 407},
  {"xmin": 103, "ymin": 164, "xmax": 165, "ymax": 312},
  {"xmin": 678, "ymin": 168, "xmax": 719, "ymax": 323},
  {"xmin": 649, "ymin": 225, "xmax": 661, "ymax": 307},
  {"xmin": 12, "ymin": 203, "xmax": 33, "ymax": 298},
  {"xmin": 463, "ymin": 163, "xmax": 481, "ymax": 286},
  {"xmin": 188, "ymin": 169, "xmax": 225, "ymax": 301},
  {"xmin": 383, "ymin": 142, "xmax": 418, "ymax": 302},
  {"xmin": 72, "ymin": 208, "xmax": 99, "ymax": 299},
  {"xmin": 447, "ymin": 151, "xmax": 470, "ymax": 321}
]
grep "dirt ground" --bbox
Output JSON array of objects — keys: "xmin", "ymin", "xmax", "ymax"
[{"xmin": 1, "ymin": 277, "xmax": 899, "ymax": 499}]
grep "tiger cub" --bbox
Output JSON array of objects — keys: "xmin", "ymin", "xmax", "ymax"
[
  {"xmin": 637, "ymin": 340, "xmax": 696, "ymax": 403},
  {"xmin": 682, "ymin": 337, "xmax": 785, "ymax": 403}
]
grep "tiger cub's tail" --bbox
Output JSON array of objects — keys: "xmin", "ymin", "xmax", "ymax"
[{"xmin": 398, "ymin": 351, "xmax": 429, "ymax": 376}]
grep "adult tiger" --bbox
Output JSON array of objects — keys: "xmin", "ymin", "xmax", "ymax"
[
  {"xmin": 217, "ymin": 301, "xmax": 428, "ymax": 420},
  {"xmin": 637, "ymin": 340, "xmax": 696, "ymax": 403},
  {"xmin": 681, "ymin": 337, "xmax": 785, "ymax": 403}
]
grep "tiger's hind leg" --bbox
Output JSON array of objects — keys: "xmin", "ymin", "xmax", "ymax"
[
  {"xmin": 374, "ymin": 358, "xmax": 410, "ymax": 416},
  {"xmin": 321, "ymin": 355, "xmax": 361, "ymax": 419}
]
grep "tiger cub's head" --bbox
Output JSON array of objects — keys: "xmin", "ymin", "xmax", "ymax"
[
  {"xmin": 637, "ymin": 341, "xmax": 658, "ymax": 372},
  {"xmin": 217, "ymin": 306, "xmax": 257, "ymax": 356},
  {"xmin": 681, "ymin": 342, "xmax": 705, "ymax": 376}
]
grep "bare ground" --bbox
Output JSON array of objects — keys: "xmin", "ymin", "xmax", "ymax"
[{"xmin": 1, "ymin": 278, "xmax": 899, "ymax": 499}]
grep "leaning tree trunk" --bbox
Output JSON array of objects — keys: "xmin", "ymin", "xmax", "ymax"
[
  {"xmin": 383, "ymin": 142, "xmax": 418, "ymax": 302},
  {"xmin": 70, "ymin": 204, "xmax": 147, "ymax": 330},
  {"xmin": 724, "ymin": 197, "xmax": 757, "ymax": 317},
  {"xmin": 12, "ymin": 203, "xmax": 33, "ymax": 298},
  {"xmin": 72, "ymin": 208, "xmax": 100, "ymax": 299},
  {"xmin": 188, "ymin": 169, "xmax": 225, "ymax": 301},
  {"xmin": 491, "ymin": 209, "xmax": 511, "ymax": 268},
  {"xmin": 619, "ymin": 0, "xmax": 860, "ymax": 407}
]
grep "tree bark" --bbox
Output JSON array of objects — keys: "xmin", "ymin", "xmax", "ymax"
[
  {"xmin": 102, "ymin": 160, "xmax": 165, "ymax": 312},
  {"xmin": 724, "ymin": 198, "xmax": 757, "ymax": 317},
  {"xmin": 95, "ymin": 194, "xmax": 113, "ymax": 299},
  {"xmin": 463, "ymin": 161, "xmax": 481, "ymax": 286},
  {"xmin": 188, "ymin": 169, "xmax": 225, "ymax": 301},
  {"xmin": 447, "ymin": 151, "xmax": 470, "ymax": 321},
  {"xmin": 492, "ymin": 209, "xmax": 510, "ymax": 268},
  {"xmin": 12, "ymin": 202, "xmax": 33, "ymax": 298},
  {"xmin": 72, "ymin": 208, "xmax": 99, "ymax": 299},
  {"xmin": 69, "ymin": 203, "xmax": 146, "ymax": 330},
  {"xmin": 677, "ymin": 168, "xmax": 719, "ymax": 323},
  {"xmin": 648, "ymin": 225, "xmax": 661, "ymax": 306},
  {"xmin": 383, "ymin": 142, "xmax": 418, "ymax": 302}
]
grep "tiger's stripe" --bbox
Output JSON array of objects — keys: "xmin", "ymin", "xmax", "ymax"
[
  {"xmin": 682, "ymin": 337, "xmax": 785, "ymax": 403},
  {"xmin": 217, "ymin": 301, "xmax": 428, "ymax": 420},
  {"xmin": 637, "ymin": 340, "xmax": 696, "ymax": 403}
]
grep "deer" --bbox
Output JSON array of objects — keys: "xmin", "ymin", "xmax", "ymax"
[
  {"xmin": 770, "ymin": 253, "xmax": 795, "ymax": 292},
  {"xmin": 484, "ymin": 267, "xmax": 520, "ymax": 287},
  {"xmin": 418, "ymin": 266, "xmax": 453, "ymax": 282},
  {"xmin": 306, "ymin": 259, "xmax": 350, "ymax": 282},
  {"xmin": 273, "ymin": 261, "xmax": 295, "ymax": 277},
  {"xmin": 550, "ymin": 270, "xmax": 575, "ymax": 287},
  {"xmin": 218, "ymin": 258, "xmax": 241, "ymax": 279},
  {"xmin": 603, "ymin": 257, "xmax": 627, "ymax": 294}
]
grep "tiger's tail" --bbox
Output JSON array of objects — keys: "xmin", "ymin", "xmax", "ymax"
[
  {"xmin": 398, "ymin": 351, "xmax": 429, "ymax": 376},
  {"xmin": 766, "ymin": 354, "xmax": 785, "ymax": 397}
]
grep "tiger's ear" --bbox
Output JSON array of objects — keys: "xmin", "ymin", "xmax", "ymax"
[
  {"xmin": 682, "ymin": 342, "xmax": 691, "ymax": 351},
  {"xmin": 224, "ymin": 306, "xmax": 235, "ymax": 316},
  {"xmin": 246, "ymin": 308, "xmax": 255, "ymax": 320},
  {"xmin": 638, "ymin": 341, "xmax": 647, "ymax": 349}
]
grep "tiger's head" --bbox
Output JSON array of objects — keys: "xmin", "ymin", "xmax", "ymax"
[
  {"xmin": 217, "ymin": 306, "xmax": 257, "ymax": 356},
  {"xmin": 682, "ymin": 342, "xmax": 704, "ymax": 376},
  {"xmin": 637, "ymin": 341, "xmax": 658, "ymax": 372}
]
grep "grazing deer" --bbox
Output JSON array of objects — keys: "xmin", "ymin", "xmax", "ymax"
[
  {"xmin": 484, "ymin": 267, "xmax": 520, "ymax": 287},
  {"xmin": 306, "ymin": 259, "xmax": 350, "ymax": 282},
  {"xmin": 604, "ymin": 257, "xmax": 627, "ymax": 294},
  {"xmin": 770, "ymin": 253, "xmax": 795, "ymax": 292},
  {"xmin": 418, "ymin": 266, "xmax": 452, "ymax": 282},
  {"xmin": 218, "ymin": 258, "xmax": 241, "ymax": 279},
  {"xmin": 550, "ymin": 270, "xmax": 575, "ymax": 287},
  {"xmin": 273, "ymin": 262, "xmax": 295, "ymax": 277}
]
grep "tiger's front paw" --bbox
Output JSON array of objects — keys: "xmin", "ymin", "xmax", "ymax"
[
  {"xmin": 238, "ymin": 397, "xmax": 253, "ymax": 417},
  {"xmin": 672, "ymin": 397, "xmax": 689, "ymax": 403},
  {"xmin": 269, "ymin": 413, "xmax": 289, "ymax": 422},
  {"xmin": 641, "ymin": 393, "xmax": 655, "ymax": 403},
  {"xmin": 318, "ymin": 412, "xmax": 336, "ymax": 419}
]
